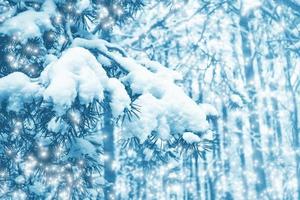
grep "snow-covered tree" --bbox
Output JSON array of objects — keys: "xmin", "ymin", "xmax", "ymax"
[{"xmin": 0, "ymin": 0, "xmax": 216, "ymax": 199}]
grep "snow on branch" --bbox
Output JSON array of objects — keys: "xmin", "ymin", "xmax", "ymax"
[
  {"xmin": 0, "ymin": 72, "xmax": 41, "ymax": 112},
  {"xmin": 26, "ymin": 47, "xmax": 130, "ymax": 117},
  {"xmin": 72, "ymin": 38, "xmax": 212, "ymax": 142},
  {"xmin": 0, "ymin": 0, "xmax": 56, "ymax": 42},
  {"xmin": 0, "ymin": 37, "xmax": 215, "ymax": 144}
]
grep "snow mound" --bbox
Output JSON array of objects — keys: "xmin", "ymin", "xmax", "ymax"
[
  {"xmin": 122, "ymin": 93, "xmax": 163, "ymax": 142},
  {"xmin": 182, "ymin": 132, "xmax": 201, "ymax": 144},
  {"xmin": 0, "ymin": 72, "xmax": 41, "ymax": 112},
  {"xmin": 0, "ymin": 37, "xmax": 215, "ymax": 143},
  {"xmin": 0, "ymin": 0, "xmax": 56, "ymax": 42},
  {"xmin": 40, "ymin": 47, "xmax": 130, "ymax": 116},
  {"xmin": 110, "ymin": 52, "xmax": 210, "ymax": 142},
  {"xmin": 72, "ymin": 38, "xmax": 212, "ymax": 142},
  {"xmin": 40, "ymin": 47, "xmax": 107, "ymax": 115},
  {"xmin": 0, "ymin": 9, "xmax": 53, "ymax": 42},
  {"xmin": 0, "ymin": 46, "xmax": 130, "ymax": 117},
  {"xmin": 106, "ymin": 78, "xmax": 131, "ymax": 117},
  {"xmin": 122, "ymin": 91, "xmax": 209, "ymax": 142}
]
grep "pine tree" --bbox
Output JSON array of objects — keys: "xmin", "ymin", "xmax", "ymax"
[{"xmin": 0, "ymin": 0, "xmax": 215, "ymax": 199}]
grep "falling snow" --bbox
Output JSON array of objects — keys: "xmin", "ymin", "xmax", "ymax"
[{"xmin": 0, "ymin": 0, "xmax": 300, "ymax": 200}]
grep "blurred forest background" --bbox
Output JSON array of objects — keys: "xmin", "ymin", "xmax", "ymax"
[{"xmin": 113, "ymin": 0, "xmax": 300, "ymax": 199}]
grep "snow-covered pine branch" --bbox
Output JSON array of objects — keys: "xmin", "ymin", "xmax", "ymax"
[
  {"xmin": 0, "ymin": 0, "xmax": 218, "ymax": 199},
  {"xmin": 1, "ymin": 38, "xmax": 216, "ymax": 143},
  {"xmin": 0, "ymin": 0, "xmax": 143, "ymax": 78},
  {"xmin": 0, "ymin": 38, "xmax": 217, "ymax": 199}
]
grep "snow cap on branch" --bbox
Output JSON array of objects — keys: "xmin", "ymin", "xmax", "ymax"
[
  {"xmin": 0, "ymin": 72, "xmax": 41, "ymax": 112},
  {"xmin": 0, "ymin": 37, "xmax": 213, "ymax": 143},
  {"xmin": 72, "ymin": 38, "xmax": 211, "ymax": 142},
  {"xmin": 0, "ymin": 0, "xmax": 56, "ymax": 42},
  {"xmin": 41, "ymin": 47, "xmax": 131, "ymax": 116},
  {"xmin": 182, "ymin": 132, "xmax": 201, "ymax": 144},
  {"xmin": 40, "ymin": 47, "xmax": 107, "ymax": 115}
]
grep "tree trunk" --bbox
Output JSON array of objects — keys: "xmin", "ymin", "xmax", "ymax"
[
  {"xmin": 235, "ymin": 117, "xmax": 249, "ymax": 200},
  {"xmin": 194, "ymin": 154, "xmax": 202, "ymax": 199},
  {"xmin": 210, "ymin": 117, "xmax": 219, "ymax": 199},
  {"xmin": 221, "ymin": 104, "xmax": 233, "ymax": 198},
  {"xmin": 100, "ymin": 29, "xmax": 117, "ymax": 200},
  {"xmin": 239, "ymin": 14, "xmax": 267, "ymax": 196},
  {"xmin": 103, "ymin": 95, "xmax": 116, "ymax": 200},
  {"xmin": 285, "ymin": 51, "xmax": 300, "ymax": 199}
]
